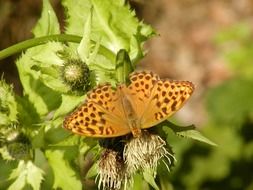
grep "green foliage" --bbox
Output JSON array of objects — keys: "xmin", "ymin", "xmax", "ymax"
[
  {"xmin": 0, "ymin": 0, "xmax": 213, "ymax": 190},
  {"xmin": 0, "ymin": 79, "xmax": 18, "ymax": 127},
  {"xmin": 8, "ymin": 161, "xmax": 44, "ymax": 190},
  {"xmin": 161, "ymin": 121, "xmax": 217, "ymax": 146},
  {"xmin": 168, "ymin": 22, "xmax": 253, "ymax": 190},
  {"xmin": 45, "ymin": 149, "xmax": 82, "ymax": 190},
  {"xmin": 115, "ymin": 49, "xmax": 134, "ymax": 84}
]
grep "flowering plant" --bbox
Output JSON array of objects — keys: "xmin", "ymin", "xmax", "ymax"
[{"xmin": 0, "ymin": 1, "xmax": 215, "ymax": 189}]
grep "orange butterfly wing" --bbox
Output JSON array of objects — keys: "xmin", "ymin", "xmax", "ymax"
[{"xmin": 63, "ymin": 84, "xmax": 131, "ymax": 137}]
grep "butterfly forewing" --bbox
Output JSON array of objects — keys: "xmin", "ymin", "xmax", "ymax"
[
  {"xmin": 63, "ymin": 84, "xmax": 130, "ymax": 137},
  {"xmin": 125, "ymin": 72, "xmax": 194, "ymax": 129},
  {"xmin": 124, "ymin": 72, "xmax": 159, "ymax": 118},
  {"xmin": 140, "ymin": 79, "xmax": 194, "ymax": 128},
  {"xmin": 86, "ymin": 84, "xmax": 125, "ymax": 119}
]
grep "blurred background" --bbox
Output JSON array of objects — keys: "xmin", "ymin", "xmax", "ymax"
[{"xmin": 0, "ymin": 0, "xmax": 253, "ymax": 189}]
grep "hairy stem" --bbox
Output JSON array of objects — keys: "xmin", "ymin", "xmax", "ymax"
[{"xmin": 0, "ymin": 34, "xmax": 115, "ymax": 62}]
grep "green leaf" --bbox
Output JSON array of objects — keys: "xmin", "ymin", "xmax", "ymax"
[
  {"xmin": 32, "ymin": 0, "xmax": 60, "ymax": 36},
  {"xmin": 8, "ymin": 161, "xmax": 26, "ymax": 190},
  {"xmin": 176, "ymin": 128, "xmax": 217, "ymax": 146},
  {"xmin": 45, "ymin": 149, "xmax": 82, "ymax": 190},
  {"xmin": 129, "ymin": 22, "xmax": 155, "ymax": 64},
  {"xmin": 15, "ymin": 66, "xmax": 47, "ymax": 116},
  {"xmin": 35, "ymin": 64, "xmax": 69, "ymax": 93},
  {"xmin": 85, "ymin": 161, "xmax": 98, "ymax": 179},
  {"xmin": 44, "ymin": 124, "xmax": 70, "ymax": 145},
  {"xmin": 26, "ymin": 161, "xmax": 45, "ymax": 190},
  {"xmin": 91, "ymin": 0, "xmax": 154, "ymax": 60},
  {"xmin": 62, "ymin": 0, "xmax": 92, "ymax": 35},
  {"xmin": 143, "ymin": 169, "xmax": 159, "ymax": 190},
  {"xmin": 62, "ymin": 0, "xmax": 154, "ymax": 62},
  {"xmin": 8, "ymin": 160, "xmax": 44, "ymax": 190},
  {"xmin": 77, "ymin": 7, "xmax": 93, "ymax": 62},
  {"xmin": 91, "ymin": 0, "xmax": 133, "ymax": 50},
  {"xmin": 31, "ymin": 126, "xmax": 45, "ymax": 148},
  {"xmin": 15, "ymin": 0, "xmax": 64, "ymax": 117},
  {"xmin": 15, "ymin": 95, "xmax": 41, "ymax": 128},
  {"xmin": 53, "ymin": 94, "xmax": 85, "ymax": 119},
  {"xmin": 16, "ymin": 42, "xmax": 62, "ymax": 116},
  {"xmin": 132, "ymin": 174, "xmax": 150, "ymax": 190},
  {"xmin": 161, "ymin": 121, "xmax": 217, "ymax": 146},
  {"xmin": 50, "ymin": 134, "xmax": 80, "ymax": 147},
  {"xmin": 28, "ymin": 42, "xmax": 67, "ymax": 93}
]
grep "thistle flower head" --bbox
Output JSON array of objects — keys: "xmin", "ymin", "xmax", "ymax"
[
  {"xmin": 97, "ymin": 132, "xmax": 175, "ymax": 190},
  {"xmin": 97, "ymin": 149, "xmax": 126, "ymax": 190},
  {"xmin": 1, "ymin": 131, "xmax": 31, "ymax": 161},
  {"xmin": 123, "ymin": 131, "xmax": 175, "ymax": 177},
  {"xmin": 7, "ymin": 142, "xmax": 30, "ymax": 160}
]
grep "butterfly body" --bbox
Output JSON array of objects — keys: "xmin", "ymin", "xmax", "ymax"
[{"xmin": 63, "ymin": 71, "xmax": 194, "ymax": 138}]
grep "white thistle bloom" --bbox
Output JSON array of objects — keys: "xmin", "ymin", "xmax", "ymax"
[
  {"xmin": 123, "ymin": 132, "xmax": 175, "ymax": 177},
  {"xmin": 97, "ymin": 131, "xmax": 175, "ymax": 190},
  {"xmin": 97, "ymin": 149, "xmax": 126, "ymax": 190}
]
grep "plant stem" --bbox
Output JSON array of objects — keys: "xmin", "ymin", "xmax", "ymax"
[{"xmin": 0, "ymin": 34, "xmax": 115, "ymax": 62}]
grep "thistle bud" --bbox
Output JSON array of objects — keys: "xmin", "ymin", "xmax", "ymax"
[
  {"xmin": 7, "ymin": 142, "xmax": 30, "ymax": 160},
  {"xmin": 61, "ymin": 59, "xmax": 90, "ymax": 92},
  {"xmin": 6, "ymin": 132, "xmax": 31, "ymax": 161}
]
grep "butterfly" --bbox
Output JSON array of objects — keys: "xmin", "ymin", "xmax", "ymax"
[{"xmin": 63, "ymin": 71, "xmax": 194, "ymax": 138}]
